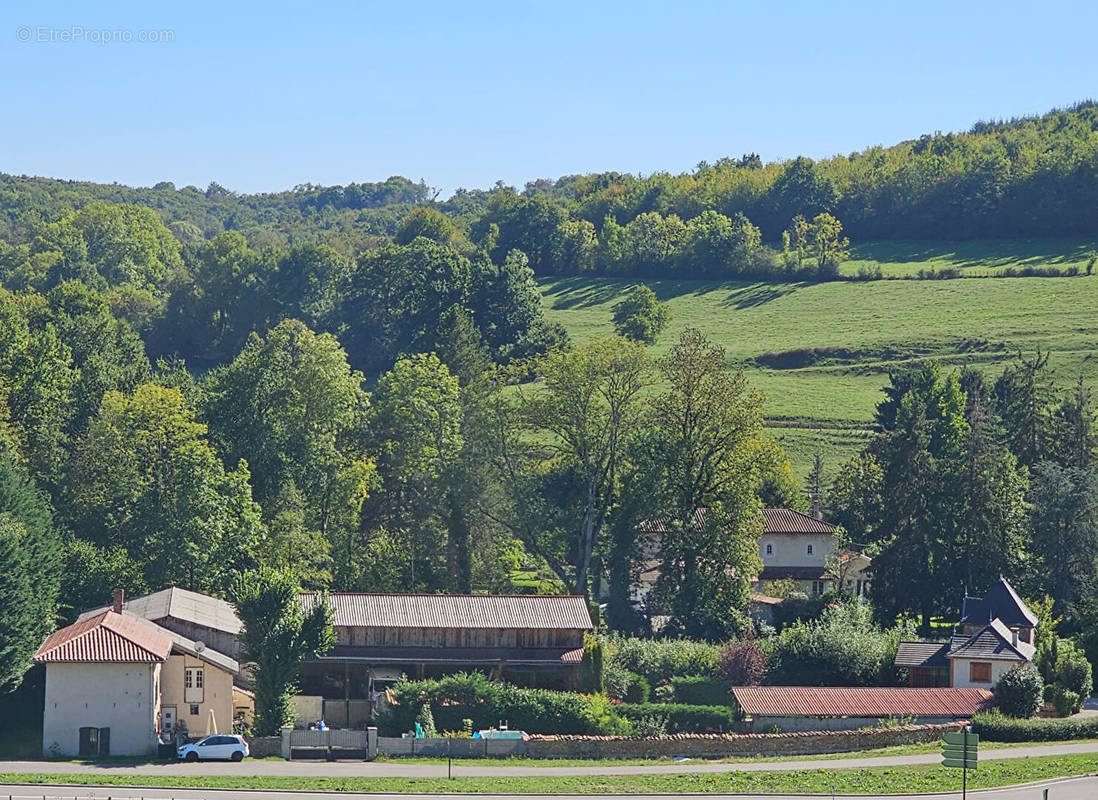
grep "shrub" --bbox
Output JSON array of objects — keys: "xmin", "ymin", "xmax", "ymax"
[
  {"xmin": 615, "ymin": 703, "xmax": 740, "ymax": 733},
  {"xmin": 611, "ymin": 285, "xmax": 671, "ymax": 344},
  {"xmin": 973, "ymin": 710, "xmax": 1098, "ymax": 741},
  {"xmin": 415, "ymin": 702, "xmax": 438, "ymax": 737},
  {"xmin": 766, "ymin": 601, "xmax": 911, "ymax": 687},
  {"xmin": 717, "ymin": 638, "xmax": 767, "ymax": 686},
  {"xmin": 993, "ymin": 665, "xmax": 1043, "ymax": 718},
  {"xmin": 670, "ymin": 676, "xmax": 733, "ymax": 705},
  {"xmin": 604, "ymin": 635, "xmax": 722, "ymax": 684},
  {"xmin": 1053, "ymin": 688, "xmax": 1081, "ymax": 718},
  {"xmin": 374, "ymin": 672, "xmax": 630, "ymax": 736},
  {"xmin": 624, "ymin": 673, "xmax": 651, "ymax": 704},
  {"xmin": 602, "ymin": 659, "xmax": 632, "ymax": 701},
  {"xmin": 631, "ymin": 714, "xmax": 668, "ymax": 738},
  {"xmin": 1054, "ymin": 645, "xmax": 1093, "ymax": 712}
]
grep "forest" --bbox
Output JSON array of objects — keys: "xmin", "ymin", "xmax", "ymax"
[{"xmin": 3, "ymin": 102, "xmax": 1098, "ymax": 697}]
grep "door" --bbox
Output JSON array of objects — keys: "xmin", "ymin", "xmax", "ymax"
[{"xmin": 162, "ymin": 706, "xmax": 176, "ymax": 734}]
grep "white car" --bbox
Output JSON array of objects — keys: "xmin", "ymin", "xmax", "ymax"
[{"xmin": 178, "ymin": 734, "xmax": 249, "ymax": 762}]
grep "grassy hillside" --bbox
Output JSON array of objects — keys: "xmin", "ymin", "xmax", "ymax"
[{"xmin": 539, "ymin": 242, "xmax": 1098, "ymax": 479}]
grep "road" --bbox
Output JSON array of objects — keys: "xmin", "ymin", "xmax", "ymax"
[
  {"xmin": 1, "ymin": 775, "xmax": 1097, "ymax": 800},
  {"xmin": 1, "ymin": 741, "xmax": 1098, "ymax": 777}
]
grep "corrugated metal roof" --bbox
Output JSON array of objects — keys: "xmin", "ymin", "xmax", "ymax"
[
  {"xmin": 78, "ymin": 587, "xmax": 243, "ymax": 635},
  {"xmin": 761, "ymin": 508, "xmax": 836, "ymax": 535},
  {"xmin": 948, "ymin": 619, "xmax": 1035, "ymax": 662},
  {"xmin": 312, "ymin": 645, "xmax": 584, "ymax": 666},
  {"xmin": 34, "ymin": 611, "xmax": 172, "ymax": 663},
  {"xmin": 303, "ymin": 593, "xmax": 593, "ymax": 630},
  {"xmin": 732, "ymin": 686, "xmax": 993, "ymax": 717},
  {"xmin": 895, "ymin": 641, "xmax": 951, "ymax": 668}
]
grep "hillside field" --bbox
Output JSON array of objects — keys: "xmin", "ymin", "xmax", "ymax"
[{"xmin": 539, "ymin": 240, "xmax": 1098, "ymax": 480}]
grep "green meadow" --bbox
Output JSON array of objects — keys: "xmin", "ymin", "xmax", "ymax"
[{"xmin": 539, "ymin": 243, "xmax": 1098, "ymax": 478}]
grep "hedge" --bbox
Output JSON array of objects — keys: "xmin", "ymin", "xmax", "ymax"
[
  {"xmin": 972, "ymin": 711, "xmax": 1098, "ymax": 741},
  {"xmin": 615, "ymin": 703, "xmax": 741, "ymax": 733},
  {"xmin": 669, "ymin": 676, "xmax": 733, "ymax": 706},
  {"xmin": 374, "ymin": 672, "xmax": 630, "ymax": 736},
  {"xmin": 606, "ymin": 636, "xmax": 722, "ymax": 683}
]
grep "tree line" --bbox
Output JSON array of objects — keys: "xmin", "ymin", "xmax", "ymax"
[{"xmin": 828, "ymin": 353, "xmax": 1098, "ymax": 648}]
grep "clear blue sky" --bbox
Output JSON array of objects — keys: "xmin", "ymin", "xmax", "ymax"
[{"xmin": 3, "ymin": 0, "xmax": 1096, "ymax": 197}]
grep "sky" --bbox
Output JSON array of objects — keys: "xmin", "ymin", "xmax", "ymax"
[{"xmin": 2, "ymin": 0, "xmax": 1097, "ymax": 198}]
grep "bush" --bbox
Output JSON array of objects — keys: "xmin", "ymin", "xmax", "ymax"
[
  {"xmin": 630, "ymin": 714, "xmax": 668, "ymax": 738},
  {"xmin": 604, "ymin": 635, "xmax": 722, "ymax": 684},
  {"xmin": 415, "ymin": 702, "xmax": 438, "ymax": 736},
  {"xmin": 624, "ymin": 673, "xmax": 651, "ymax": 704},
  {"xmin": 766, "ymin": 601, "xmax": 911, "ymax": 687},
  {"xmin": 1054, "ymin": 645, "xmax": 1093, "ymax": 712},
  {"xmin": 374, "ymin": 672, "xmax": 631, "ymax": 736},
  {"xmin": 615, "ymin": 703, "xmax": 740, "ymax": 733},
  {"xmin": 1054, "ymin": 688, "xmax": 1081, "ymax": 718},
  {"xmin": 993, "ymin": 665, "xmax": 1043, "ymax": 718},
  {"xmin": 717, "ymin": 638, "xmax": 767, "ymax": 685},
  {"xmin": 973, "ymin": 710, "xmax": 1098, "ymax": 741},
  {"xmin": 669, "ymin": 676, "xmax": 733, "ymax": 705},
  {"xmin": 602, "ymin": 659, "xmax": 632, "ymax": 701}
]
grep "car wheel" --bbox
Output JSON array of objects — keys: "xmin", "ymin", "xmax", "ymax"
[
  {"xmin": 185, "ymin": 751, "xmax": 199, "ymax": 762},
  {"xmin": 230, "ymin": 750, "xmax": 244, "ymax": 762}
]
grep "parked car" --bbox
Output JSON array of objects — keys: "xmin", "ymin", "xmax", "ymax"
[{"xmin": 178, "ymin": 734, "xmax": 249, "ymax": 762}]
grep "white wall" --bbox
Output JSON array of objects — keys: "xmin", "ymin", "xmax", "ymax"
[
  {"xmin": 42, "ymin": 662, "xmax": 161, "ymax": 757},
  {"xmin": 760, "ymin": 533, "xmax": 834, "ymax": 568},
  {"xmin": 951, "ymin": 658, "xmax": 1018, "ymax": 689}
]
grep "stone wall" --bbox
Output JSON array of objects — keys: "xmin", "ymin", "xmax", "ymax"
[
  {"xmin": 523, "ymin": 722, "xmax": 965, "ymax": 759},
  {"xmin": 379, "ymin": 736, "xmax": 525, "ymax": 757},
  {"xmin": 248, "ymin": 736, "xmax": 282, "ymax": 757}
]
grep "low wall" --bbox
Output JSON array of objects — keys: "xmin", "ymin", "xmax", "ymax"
[
  {"xmin": 379, "ymin": 736, "xmax": 525, "ymax": 757},
  {"xmin": 248, "ymin": 736, "xmax": 282, "ymax": 757},
  {"xmin": 523, "ymin": 722, "xmax": 965, "ymax": 759},
  {"xmin": 750, "ymin": 714, "xmax": 963, "ymax": 733}
]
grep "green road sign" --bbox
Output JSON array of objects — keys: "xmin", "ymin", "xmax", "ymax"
[
  {"xmin": 942, "ymin": 757, "xmax": 979, "ymax": 769},
  {"xmin": 943, "ymin": 732, "xmax": 980, "ymax": 746},
  {"xmin": 942, "ymin": 745, "xmax": 980, "ymax": 758}
]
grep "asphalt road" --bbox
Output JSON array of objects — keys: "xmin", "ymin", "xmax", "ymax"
[
  {"xmin": 1, "ymin": 775, "xmax": 1097, "ymax": 800},
  {"xmin": 2, "ymin": 740, "xmax": 1098, "ymax": 777}
]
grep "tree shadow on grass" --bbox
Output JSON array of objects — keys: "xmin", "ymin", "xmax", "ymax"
[
  {"xmin": 541, "ymin": 276, "xmax": 800, "ymax": 310},
  {"xmin": 717, "ymin": 283, "xmax": 799, "ymax": 309}
]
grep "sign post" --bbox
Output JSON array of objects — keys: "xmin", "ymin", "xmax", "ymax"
[{"xmin": 941, "ymin": 729, "xmax": 979, "ymax": 800}]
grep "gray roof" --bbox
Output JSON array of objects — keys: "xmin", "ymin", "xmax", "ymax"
[
  {"xmin": 78, "ymin": 587, "xmax": 243, "ymax": 635},
  {"xmin": 304, "ymin": 593, "xmax": 593, "ymax": 630},
  {"xmin": 895, "ymin": 641, "xmax": 951, "ymax": 668},
  {"xmin": 960, "ymin": 576, "xmax": 1038, "ymax": 628},
  {"xmin": 948, "ymin": 619, "xmax": 1035, "ymax": 662}
]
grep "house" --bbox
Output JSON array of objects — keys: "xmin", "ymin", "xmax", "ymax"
[
  {"xmin": 631, "ymin": 507, "xmax": 872, "ymax": 606},
  {"xmin": 756, "ymin": 508, "xmax": 871, "ymax": 598},
  {"xmin": 61, "ymin": 590, "xmax": 244, "ymax": 745},
  {"xmin": 895, "ymin": 576, "xmax": 1037, "ymax": 689},
  {"xmin": 296, "ymin": 593, "xmax": 593, "ymax": 728},
  {"xmin": 34, "ymin": 605, "xmax": 171, "ymax": 757},
  {"xmin": 732, "ymin": 686, "xmax": 994, "ymax": 732}
]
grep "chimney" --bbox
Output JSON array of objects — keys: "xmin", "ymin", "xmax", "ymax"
[
  {"xmin": 1011, "ymin": 628, "xmax": 1019, "ymax": 647},
  {"xmin": 112, "ymin": 588, "xmax": 124, "ymax": 614},
  {"xmin": 811, "ymin": 495, "xmax": 823, "ymax": 521}
]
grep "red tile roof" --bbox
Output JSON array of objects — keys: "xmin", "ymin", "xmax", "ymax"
[
  {"xmin": 731, "ymin": 686, "xmax": 994, "ymax": 718},
  {"xmin": 761, "ymin": 508, "xmax": 835, "ymax": 535},
  {"xmin": 34, "ymin": 611, "xmax": 172, "ymax": 663},
  {"xmin": 639, "ymin": 508, "xmax": 835, "ymax": 536}
]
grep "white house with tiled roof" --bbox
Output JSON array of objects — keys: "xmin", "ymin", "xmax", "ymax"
[{"xmin": 35, "ymin": 602, "xmax": 172, "ymax": 757}]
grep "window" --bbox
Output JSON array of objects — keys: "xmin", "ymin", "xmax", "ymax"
[
  {"xmin": 185, "ymin": 667, "xmax": 205, "ymax": 703},
  {"xmin": 970, "ymin": 662, "xmax": 993, "ymax": 683},
  {"xmin": 806, "ymin": 544, "xmax": 814, "ymax": 556},
  {"xmin": 765, "ymin": 543, "xmax": 773, "ymax": 555},
  {"xmin": 190, "ymin": 704, "xmax": 200, "ymax": 716},
  {"xmin": 811, "ymin": 580, "xmax": 826, "ymax": 596}
]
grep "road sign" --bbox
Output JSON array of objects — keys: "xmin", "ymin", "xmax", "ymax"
[
  {"xmin": 941, "ymin": 728, "xmax": 979, "ymax": 800},
  {"xmin": 943, "ymin": 732, "xmax": 980, "ymax": 746},
  {"xmin": 942, "ymin": 757, "xmax": 979, "ymax": 769}
]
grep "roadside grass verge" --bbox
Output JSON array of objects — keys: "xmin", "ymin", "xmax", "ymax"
[{"xmin": 4, "ymin": 752, "xmax": 1097, "ymax": 794}]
